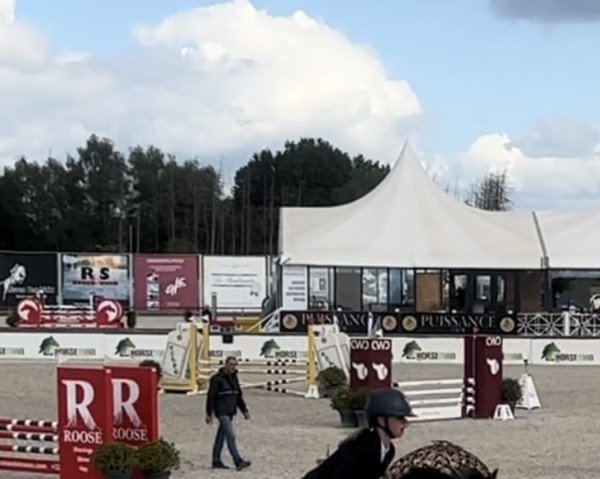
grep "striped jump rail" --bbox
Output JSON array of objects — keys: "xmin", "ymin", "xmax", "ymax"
[
  {"xmin": 0, "ymin": 444, "xmax": 58, "ymax": 455},
  {"xmin": 0, "ymin": 419, "xmax": 58, "ymax": 430},
  {"xmin": 393, "ymin": 378, "xmax": 473, "ymax": 422},
  {"xmin": 0, "ymin": 432, "xmax": 58, "ymax": 442},
  {"xmin": 0, "ymin": 417, "xmax": 60, "ymax": 475},
  {"xmin": 0, "ymin": 424, "xmax": 58, "ymax": 434}
]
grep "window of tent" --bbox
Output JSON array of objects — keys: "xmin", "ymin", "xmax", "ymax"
[
  {"xmin": 309, "ymin": 267, "xmax": 334, "ymax": 310},
  {"xmin": 334, "ymin": 267, "xmax": 361, "ymax": 310},
  {"xmin": 362, "ymin": 268, "xmax": 388, "ymax": 310}
]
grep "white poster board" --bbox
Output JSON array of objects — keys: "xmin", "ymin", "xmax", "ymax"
[
  {"xmin": 203, "ymin": 256, "xmax": 267, "ymax": 311},
  {"xmin": 281, "ymin": 265, "xmax": 308, "ymax": 310}
]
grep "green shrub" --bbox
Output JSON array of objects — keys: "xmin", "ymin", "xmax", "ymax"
[
  {"xmin": 317, "ymin": 366, "xmax": 347, "ymax": 389},
  {"xmin": 91, "ymin": 441, "xmax": 137, "ymax": 472},
  {"xmin": 136, "ymin": 438, "xmax": 181, "ymax": 473}
]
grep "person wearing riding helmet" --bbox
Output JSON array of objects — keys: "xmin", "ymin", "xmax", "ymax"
[{"xmin": 301, "ymin": 388, "xmax": 415, "ymax": 479}]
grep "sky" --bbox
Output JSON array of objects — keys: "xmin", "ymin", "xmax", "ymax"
[{"xmin": 1, "ymin": 0, "xmax": 599, "ymax": 211}]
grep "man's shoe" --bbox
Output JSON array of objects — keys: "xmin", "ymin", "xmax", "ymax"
[
  {"xmin": 212, "ymin": 461, "xmax": 230, "ymax": 469},
  {"xmin": 236, "ymin": 459, "xmax": 251, "ymax": 471}
]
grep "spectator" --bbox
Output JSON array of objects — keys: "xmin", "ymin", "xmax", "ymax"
[{"xmin": 205, "ymin": 356, "xmax": 251, "ymax": 471}]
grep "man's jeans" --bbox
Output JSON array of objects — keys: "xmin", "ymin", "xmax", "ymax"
[{"xmin": 212, "ymin": 415, "xmax": 242, "ymax": 465}]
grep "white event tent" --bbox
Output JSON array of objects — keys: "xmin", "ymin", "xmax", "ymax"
[{"xmin": 278, "ymin": 142, "xmax": 600, "ymax": 270}]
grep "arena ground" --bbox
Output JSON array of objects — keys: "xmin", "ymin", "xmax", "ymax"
[{"xmin": 0, "ymin": 362, "xmax": 596, "ymax": 479}]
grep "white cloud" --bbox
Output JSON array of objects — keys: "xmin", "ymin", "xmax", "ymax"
[
  {"xmin": 0, "ymin": 0, "xmax": 422, "ymax": 170},
  {"xmin": 455, "ymin": 131, "xmax": 600, "ymax": 211}
]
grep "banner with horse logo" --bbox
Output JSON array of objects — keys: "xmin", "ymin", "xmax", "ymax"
[
  {"xmin": 0, "ymin": 252, "xmax": 58, "ymax": 307},
  {"xmin": 132, "ymin": 254, "xmax": 200, "ymax": 311}
]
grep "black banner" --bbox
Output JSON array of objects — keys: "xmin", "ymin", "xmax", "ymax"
[
  {"xmin": 0, "ymin": 253, "xmax": 58, "ymax": 307},
  {"xmin": 397, "ymin": 312, "xmax": 517, "ymax": 335},
  {"xmin": 280, "ymin": 310, "xmax": 381, "ymax": 334},
  {"xmin": 279, "ymin": 310, "xmax": 517, "ymax": 335}
]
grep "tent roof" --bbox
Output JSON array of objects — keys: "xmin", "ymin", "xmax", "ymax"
[
  {"xmin": 536, "ymin": 207, "xmax": 600, "ymax": 269},
  {"xmin": 279, "ymin": 142, "xmax": 545, "ymax": 269}
]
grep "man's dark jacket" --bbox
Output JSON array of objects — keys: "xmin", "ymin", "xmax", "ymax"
[
  {"xmin": 205, "ymin": 367, "xmax": 248, "ymax": 417},
  {"xmin": 301, "ymin": 428, "xmax": 395, "ymax": 479}
]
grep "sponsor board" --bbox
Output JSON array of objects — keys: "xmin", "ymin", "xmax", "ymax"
[
  {"xmin": 531, "ymin": 339, "xmax": 599, "ymax": 365},
  {"xmin": 133, "ymin": 255, "xmax": 200, "ymax": 311},
  {"xmin": 281, "ymin": 265, "xmax": 308, "ymax": 310},
  {"xmin": 107, "ymin": 335, "xmax": 166, "ymax": 361},
  {"xmin": 61, "ymin": 253, "xmax": 130, "ymax": 304},
  {"xmin": 393, "ymin": 338, "xmax": 462, "ymax": 364},
  {"xmin": 203, "ymin": 256, "xmax": 267, "ymax": 310},
  {"xmin": 2, "ymin": 333, "xmax": 600, "ymax": 366},
  {"xmin": 502, "ymin": 338, "xmax": 531, "ymax": 365},
  {"xmin": 0, "ymin": 252, "xmax": 58, "ymax": 307}
]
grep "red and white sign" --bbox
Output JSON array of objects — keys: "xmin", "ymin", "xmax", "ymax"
[
  {"xmin": 16, "ymin": 299, "xmax": 124, "ymax": 329},
  {"xmin": 58, "ymin": 367, "xmax": 113, "ymax": 479},
  {"xmin": 57, "ymin": 365, "xmax": 159, "ymax": 479},
  {"xmin": 350, "ymin": 338, "xmax": 393, "ymax": 390}
]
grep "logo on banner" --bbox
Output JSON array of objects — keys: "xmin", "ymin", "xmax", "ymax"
[
  {"xmin": 486, "ymin": 358, "xmax": 500, "ymax": 375},
  {"xmin": 114, "ymin": 338, "xmax": 163, "ymax": 359},
  {"xmin": 401, "ymin": 340, "xmax": 456, "ymax": 361},
  {"xmin": 1, "ymin": 263, "xmax": 26, "ymax": 301},
  {"xmin": 260, "ymin": 339, "xmax": 281, "ymax": 358},
  {"xmin": 258, "ymin": 339, "xmax": 304, "ymax": 359},
  {"xmin": 165, "ymin": 277, "xmax": 187, "ymax": 296},
  {"xmin": 61, "ymin": 379, "xmax": 102, "ymax": 445},
  {"xmin": 112, "ymin": 379, "xmax": 148, "ymax": 442},
  {"xmin": 350, "ymin": 339, "xmax": 391, "ymax": 351},
  {"xmin": 541, "ymin": 342, "xmax": 594, "ymax": 363},
  {"xmin": 38, "ymin": 336, "xmax": 96, "ymax": 357},
  {"xmin": 0, "ymin": 346, "xmax": 25, "ymax": 356},
  {"xmin": 351, "ymin": 362, "xmax": 389, "ymax": 380}
]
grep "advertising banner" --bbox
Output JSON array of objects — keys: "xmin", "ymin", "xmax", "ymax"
[
  {"xmin": 0, "ymin": 252, "xmax": 58, "ymax": 307},
  {"xmin": 396, "ymin": 312, "xmax": 517, "ymax": 335},
  {"xmin": 57, "ymin": 367, "xmax": 113, "ymax": 479},
  {"xmin": 349, "ymin": 338, "xmax": 393, "ymax": 390},
  {"xmin": 203, "ymin": 256, "xmax": 267, "ymax": 310},
  {"xmin": 61, "ymin": 254, "xmax": 130, "ymax": 305},
  {"xmin": 133, "ymin": 255, "xmax": 200, "ymax": 312},
  {"xmin": 393, "ymin": 337, "xmax": 463, "ymax": 364},
  {"xmin": 530, "ymin": 339, "xmax": 600, "ymax": 365},
  {"xmin": 281, "ymin": 265, "xmax": 308, "ymax": 310}
]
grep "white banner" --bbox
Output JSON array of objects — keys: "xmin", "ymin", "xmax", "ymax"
[
  {"xmin": 393, "ymin": 337, "xmax": 463, "ymax": 364},
  {"xmin": 281, "ymin": 265, "xmax": 308, "ymax": 310},
  {"xmin": 203, "ymin": 256, "xmax": 267, "ymax": 311},
  {"xmin": 3, "ymin": 332, "xmax": 600, "ymax": 367},
  {"xmin": 503, "ymin": 338, "xmax": 531, "ymax": 365},
  {"xmin": 530, "ymin": 339, "xmax": 600, "ymax": 365}
]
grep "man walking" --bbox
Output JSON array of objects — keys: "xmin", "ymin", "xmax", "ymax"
[{"xmin": 205, "ymin": 356, "xmax": 252, "ymax": 471}]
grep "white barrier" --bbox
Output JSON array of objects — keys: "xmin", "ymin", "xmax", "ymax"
[{"xmin": 393, "ymin": 378, "xmax": 474, "ymax": 422}]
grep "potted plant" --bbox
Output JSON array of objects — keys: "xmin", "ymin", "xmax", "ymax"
[
  {"xmin": 317, "ymin": 366, "xmax": 347, "ymax": 398},
  {"xmin": 330, "ymin": 385, "xmax": 357, "ymax": 428},
  {"xmin": 350, "ymin": 387, "xmax": 371, "ymax": 428},
  {"xmin": 502, "ymin": 377, "xmax": 522, "ymax": 414},
  {"xmin": 91, "ymin": 441, "xmax": 137, "ymax": 479},
  {"xmin": 136, "ymin": 438, "xmax": 181, "ymax": 479}
]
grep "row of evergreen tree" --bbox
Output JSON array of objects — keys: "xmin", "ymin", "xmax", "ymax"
[{"xmin": 0, "ymin": 135, "xmax": 512, "ymax": 254}]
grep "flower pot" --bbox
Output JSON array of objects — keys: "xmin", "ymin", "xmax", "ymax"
[
  {"xmin": 338, "ymin": 409, "xmax": 358, "ymax": 428},
  {"xmin": 102, "ymin": 470, "xmax": 133, "ymax": 479},
  {"xmin": 144, "ymin": 471, "xmax": 171, "ymax": 479},
  {"xmin": 508, "ymin": 400, "xmax": 517, "ymax": 414},
  {"xmin": 354, "ymin": 410, "xmax": 368, "ymax": 428}
]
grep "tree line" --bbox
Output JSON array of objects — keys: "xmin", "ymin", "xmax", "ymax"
[{"xmin": 0, "ymin": 135, "xmax": 512, "ymax": 255}]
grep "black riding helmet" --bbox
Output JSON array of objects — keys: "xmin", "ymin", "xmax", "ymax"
[{"xmin": 365, "ymin": 389, "xmax": 416, "ymax": 437}]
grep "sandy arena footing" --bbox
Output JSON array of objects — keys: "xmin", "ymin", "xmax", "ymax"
[{"xmin": 0, "ymin": 362, "xmax": 598, "ymax": 479}]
